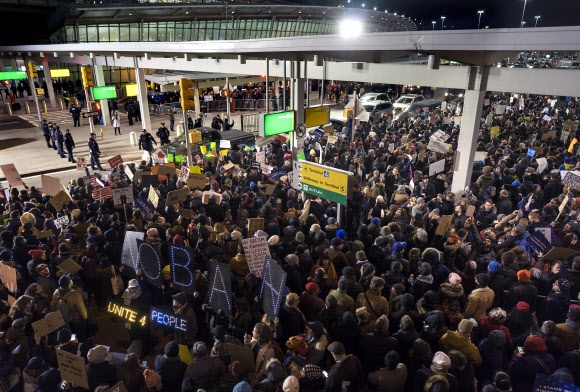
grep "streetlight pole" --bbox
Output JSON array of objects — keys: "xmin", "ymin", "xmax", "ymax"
[
  {"xmin": 441, "ymin": 16, "xmax": 446, "ymax": 30},
  {"xmin": 535, "ymin": 15, "xmax": 540, "ymax": 27},
  {"xmin": 477, "ymin": 10, "xmax": 484, "ymax": 29},
  {"xmin": 432, "ymin": 21, "xmax": 436, "ymax": 30},
  {"xmin": 520, "ymin": 0, "xmax": 527, "ymax": 28},
  {"xmin": 521, "ymin": 21, "xmax": 526, "ymax": 28}
]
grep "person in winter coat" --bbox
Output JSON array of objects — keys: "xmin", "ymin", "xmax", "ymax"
[
  {"xmin": 506, "ymin": 269, "xmax": 538, "ymax": 311},
  {"xmin": 86, "ymin": 345, "xmax": 117, "ymax": 391},
  {"xmin": 413, "ymin": 351, "xmax": 458, "ymax": 392},
  {"xmin": 356, "ymin": 277, "xmax": 390, "ymax": 323},
  {"xmin": 555, "ymin": 307, "xmax": 580, "ymax": 353},
  {"xmin": 389, "ymin": 293, "xmax": 422, "ymax": 335},
  {"xmin": 476, "ymin": 166, "xmax": 495, "ymax": 197},
  {"xmin": 367, "ymin": 350, "xmax": 408, "ymax": 392},
  {"xmin": 540, "ymin": 278, "xmax": 570, "ymax": 324},
  {"xmin": 478, "ymin": 308, "xmax": 512, "ymax": 349},
  {"xmin": 154, "ymin": 341, "xmax": 187, "ymax": 392},
  {"xmin": 424, "ymin": 248, "xmax": 451, "ymax": 288},
  {"xmin": 463, "ymin": 273, "xmax": 495, "ymax": 322},
  {"xmin": 328, "ymin": 277, "xmax": 355, "ymax": 314},
  {"xmin": 421, "ymin": 310, "xmax": 449, "ymax": 353},
  {"xmin": 508, "ymin": 335, "xmax": 557, "ymax": 392},
  {"xmin": 358, "ymin": 315, "xmax": 398, "ymax": 372},
  {"xmin": 182, "ymin": 341, "xmax": 226, "ymax": 391},
  {"xmin": 439, "ymin": 319, "xmax": 483, "ymax": 367},
  {"xmin": 477, "ymin": 330, "xmax": 506, "ymax": 385},
  {"xmin": 278, "ymin": 293, "xmax": 307, "ymax": 344},
  {"xmin": 506, "ymin": 301, "xmax": 537, "ymax": 340},
  {"xmin": 172, "ymin": 292, "xmax": 198, "ymax": 350},
  {"xmin": 438, "ymin": 272, "xmax": 466, "ymax": 329},
  {"xmin": 325, "ymin": 341, "xmax": 364, "ymax": 392},
  {"xmin": 291, "ymin": 321, "xmax": 328, "ymax": 368},
  {"xmin": 299, "ymin": 282, "xmax": 325, "ymax": 321}
]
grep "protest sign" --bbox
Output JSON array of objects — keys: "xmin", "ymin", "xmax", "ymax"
[
  {"xmin": 256, "ymin": 151, "xmax": 266, "ymax": 163},
  {"xmin": 261, "ymin": 256, "xmax": 287, "ymax": 320},
  {"xmin": 220, "ymin": 139, "xmax": 231, "ymax": 149},
  {"xmin": 541, "ymin": 130, "xmax": 557, "ymax": 141},
  {"xmin": 56, "ymin": 349, "xmax": 90, "ymax": 390},
  {"xmin": 108, "ymin": 155, "xmax": 124, "ymax": 168},
  {"xmin": 427, "ymin": 140, "xmax": 451, "ymax": 154},
  {"xmin": 264, "ymin": 184, "xmax": 276, "ymax": 196},
  {"xmin": 495, "ymin": 105, "xmax": 506, "ymax": 115},
  {"xmin": 527, "ymin": 148, "xmax": 536, "ymax": 158},
  {"xmin": 466, "ymin": 205, "xmax": 476, "ymax": 218},
  {"xmin": 157, "ymin": 164, "xmax": 176, "ymax": 177},
  {"xmin": 562, "ymin": 172, "xmax": 580, "ymax": 189},
  {"xmin": 535, "ymin": 228, "xmax": 551, "ymax": 244},
  {"xmin": 187, "ymin": 173, "xmax": 207, "ymax": 190},
  {"xmin": 41, "ymin": 174, "xmax": 62, "ymax": 196},
  {"xmin": 537, "ymin": 157, "xmax": 548, "ymax": 173},
  {"xmin": 179, "ymin": 208, "xmax": 194, "ymax": 219},
  {"xmin": 207, "ymin": 260, "xmax": 233, "ymax": 317},
  {"xmin": 36, "ymin": 229, "xmax": 54, "ymax": 239},
  {"xmin": 57, "ymin": 258, "xmax": 83, "ymax": 275},
  {"xmin": 474, "ymin": 151, "xmax": 488, "ymax": 162},
  {"xmin": 137, "ymin": 239, "xmax": 162, "ymax": 288},
  {"xmin": 202, "ymin": 191, "xmax": 222, "ymax": 205},
  {"xmin": 112, "ymin": 188, "xmax": 134, "ymax": 206},
  {"xmin": 525, "ymin": 230, "xmax": 552, "ymax": 254},
  {"xmin": 430, "ymin": 130, "xmax": 449, "ymax": 143},
  {"xmin": 0, "ymin": 164, "xmax": 24, "ymax": 186},
  {"xmin": 148, "ymin": 186, "xmax": 160, "ymax": 208},
  {"xmin": 76, "ymin": 157, "xmax": 87, "ymax": 171},
  {"xmin": 166, "ymin": 187, "xmax": 189, "ymax": 205},
  {"xmin": 169, "ymin": 245, "xmax": 197, "ymax": 294},
  {"xmin": 178, "ymin": 166, "xmax": 190, "ymax": 184},
  {"xmin": 533, "ymin": 373, "xmax": 580, "ymax": 392},
  {"xmin": 428, "ymin": 159, "xmax": 445, "ymax": 177},
  {"xmin": 271, "ymin": 168, "xmax": 286, "ymax": 181},
  {"xmin": 106, "ymin": 382, "xmax": 128, "ymax": 392},
  {"xmin": 223, "ymin": 162, "xmax": 235, "ymax": 171},
  {"xmin": 0, "ymin": 263, "xmax": 17, "ymax": 292},
  {"xmin": 121, "ymin": 231, "xmax": 145, "ymax": 277},
  {"xmin": 92, "ymin": 187, "xmax": 113, "ymax": 201},
  {"xmin": 150, "ymin": 308, "xmax": 189, "ymax": 332},
  {"xmin": 443, "ymin": 117, "xmax": 452, "ymax": 125},
  {"xmin": 435, "ymin": 215, "xmax": 454, "ymax": 236},
  {"xmin": 32, "ymin": 310, "xmax": 65, "ymax": 337},
  {"xmin": 54, "ymin": 215, "xmax": 70, "ymax": 229},
  {"xmin": 49, "ymin": 190, "xmax": 76, "ymax": 212},
  {"xmin": 541, "ymin": 247, "xmax": 580, "ymax": 262},
  {"xmin": 490, "ymin": 126, "xmax": 500, "ymax": 138},
  {"xmin": 248, "ymin": 218, "xmax": 264, "ymax": 237},
  {"xmin": 242, "ymin": 236, "xmax": 271, "ymax": 277},
  {"xmin": 135, "ymin": 196, "xmax": 155, "ymax": 216}
]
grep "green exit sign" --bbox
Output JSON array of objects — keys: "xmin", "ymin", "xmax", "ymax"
[
  {"xmin": 0, "ymin": 71, "xmax": 27, "ymax": 80},
  {"xmin": 259, "ymin": 110, "xmax": 295, "ymax": 137},
  {"xmin": 92, "ymin": 85, "xmax": 117, "ymax": 100}
]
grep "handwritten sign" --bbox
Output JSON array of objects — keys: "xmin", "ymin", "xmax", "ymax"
[
  {"xmin": 32, "ymin": 310, "xmax": 65, "ymax": 337},
  {"xmin": 563, "ymin": 172, "xmax": 580, "ymax": 189},
  {"xmin": 50, "ymin": 190, "xmax": 72, "ymax": 211},
  {"xmin": 76, "ymin": 157, "xmax": 87, "ymax": 171},
  {"xmin": 54, "ymin": 215, "xmax": 70, "ymax": 229},
  {"xmin": 157, "ymin": 164, "xmax": 175, "ymax": 177},
  {"xmin": 466, "ymin": 205, "xmax": 476, "ymax": 218},
  {"xmin": 0, "ymin": 263, "xmax": 17, "ymax": 292},
  {"xmin": 248, "ymin": 218, "xmax": 264, "ymax": 237},
  {"xmin": 41, "ymin": 174, "xmax": 62, "ymax": 196},
  {"xmin": 108, "ymin": 155, "xmax": 124, "ymax": 168},
  {"xmin": 178, "ymin": 166, "xmax": 190, "ymax": 184},
  {"xmin": 112, "ymin": 188, "xmax": 134, "ymax": 206},
  {"xmin": 92, "ymin": 186, "xmax": 113, "ymax": 201},
  {"xmin": 148, "ymin": 186, "xmax": 160, "ymax": 208},
  {"xmin": 242, "ymin": 236, "xmax": 271, "ymax": 277},
  {"xmin": 187, "ymin": 173, "xmax": 206, "ymax": 190},
  {"xmin": 56, "ymin": 349, "xmax": 90, "ymax": 390},
  {"xmin": 436, "ymin": 215, "xmax": 454, "ymax": 236},
  {"xmin": 167, "ymin": 187, "xmax": 190, "ymax": 205},
  {"xmin": 427, "ymin": 140, "xmax": 451, "ymax": 154},
  {"xmin": 0, "ymin": 164, "xmax": 24, "ymax": 186}
]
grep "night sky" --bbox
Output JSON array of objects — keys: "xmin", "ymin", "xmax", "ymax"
[{"xmin": 329, "ymin": 0, "xmax": 580, "ymax": 30}]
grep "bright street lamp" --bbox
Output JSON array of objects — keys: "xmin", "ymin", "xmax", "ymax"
[
  {"xmin": 535, "ymin": 15, "xmax": 540, "ymax": 27},
  {"xmin": 477, "ymin": 10, "xmax": 484, "ymax": 29},
  {"xmin": 441, "ymin": 16, "xmax": 446, "ymax": 30},
  {"xmin": 432, "ymin": 21, "xmax": 436, "ymax": 30},
  {"xmin": 520, "ymin": 0, "xmax": 527, "ymax": 28},
  {"xmin": 521, "ymin": 21, "xmax": 526, "ymax": 27}
]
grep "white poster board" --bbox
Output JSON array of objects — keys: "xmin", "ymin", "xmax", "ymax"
[{"xmin": 241, "ymin": 236, "xmax": 271, "ymax": 277}]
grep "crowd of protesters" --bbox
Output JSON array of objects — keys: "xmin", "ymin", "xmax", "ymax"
[{"xmin": 1, "ymin": 89, "xmax": 580, "ymax": 392}]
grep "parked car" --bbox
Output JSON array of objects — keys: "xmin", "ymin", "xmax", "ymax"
[
  {"xmin": 392, "ymin": 94, "xmax": 425, "ymax": 115},
  {"xmin": 444, "ymin": 89, "xmax": 464, "ymax": 101},
  {"xmin": 368, "ymin": 102, "xmax": 394, "ymax": 123},
  {"xmin": 359, "ymin": 93, "xmax": 391, "ymax": 111},
  {"xmin": 393, "ymin": 99, "xmax": 444, "ymax": 122}
]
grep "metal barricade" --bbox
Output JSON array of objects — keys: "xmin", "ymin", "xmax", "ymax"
[{"xmin": 240, "ymin": 113, "xmax": 260, "ymax": 134}]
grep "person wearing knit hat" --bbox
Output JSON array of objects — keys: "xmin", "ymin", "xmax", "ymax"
[
  {"xmin": 446, "ymin": 233, "xmax": 459, "ymax": 245},
  {"xmin": 413, "ymin": 351, "xmax": 458, "ymax": 392},
  {"xmin": 143, "ymin": 369, "xmax": 162, "ymax": 390},
  {"xmin": 507, "ymin": 270, "xmax": 538, "ymax": 311},
  {"xmin": 153, "ymin": 340, "xmax": 187, "ymax": 391},
  {"xmin": 392, "ymin": 241, "xmax": 407, "ymax": 253},
  {"xmin": 282, "ymin": 375, "xmax": 299, "ymax": 392},
  {"xmin": 488, "ymin": 260, "xmax": 502, "ymax": 273},
  {"xmin": 439, "ymin": 320, "xmax": 482, "ymax": 367},
  {"xmin": 463, "ymin": 273, "xmax": 495, "ymax": 321},
  {"xmin": 233, "ymin": 381, "xmax": 252, "ymax": 392},
  {"xmin": 508, "ymin": 334, "xmax": 556, "ymax": 392},
  {"xmin": 367, "ymin": 350, "xmax": 407, "ymax": 392},
  {"xmin": 299, "ymin": 283, "xmax": 325, "ymax": 320},
  {"xmin": 554, "ymin": 307, "xmax": 580, "ymax": 353},
  {"xmin": 448, "ymin": 273, "xmax": 462, "ymax": 285},
  {"xmin": 87, "ymin": 345, "xmax": 109, "ymax": 364}
]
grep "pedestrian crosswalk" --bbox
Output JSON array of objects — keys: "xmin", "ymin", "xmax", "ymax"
[{"xmin": 17, "ymin": 110, "xmax": 74, "ymax": 127}]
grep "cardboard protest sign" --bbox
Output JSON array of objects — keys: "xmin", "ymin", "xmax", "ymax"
[
  {"xmin": 428, "ymin": 159, "xmax": 445, "ymax": 177},
  {"xmin": 157, "ymin": 164, "xmax": 176, "ymax": 177},
  {"xmin": 57, "ymin": 258, "xmax": 83, "ymax": 275},
  {"xmin": 0, "ymin": 263, "xmax": 17, "ymax": 292},
  {"xmin": 54, "ymin": 215, "xmax": 70, "ymax": 229},
  {"xmin": 178, "ymin": 166, "xmax": 190, "ymax": 184},
  {"xmin": 495, "ymin": 105, "xmax": 506, "ymax": 115},
  {"xmin": 112, "ymin": 188, "xmax": 134, "ymax": 206},
  {"xmin": 32, "ymin": 310, "xmax": 65, "ymax": 337},
  {"xmin": 36, "ymin": 229, "xmax": 54, "ymax": 239},
  {"xmin": 256, "ymin": 151, "xmax": 266, "ymax": 163},
  {"xmin": 223, "ymin": 162, "xmax": 235, "ymax": 171},
  {"xmin": 135, "ymin": 196, "xmax": 155, "ymax": 216},
  {"xmin": 541, "ymin": 130, "xmax": 557, "ymax": 141},
  {"xmin": 465, "ymin": 205, "xmax": 476, "ymax": 218},
  {"xmin": 92, "ymin": 186, "xmax": 113, "ymax": 201},
  {"xmin": 260, "ymin": 256, "xmax": 287, "ymax": 320},
  {"xmin": 41, "ymin": 174, "xmax": 62, "ymax": 196},
  {"xmin": 121, "ymin": 231, "xmax": 145, "ymax": 277},
  {"xmin": 525, "ymin": 230, "xmax": 552, "ymax": 254},
  {"xmin": 248, "ymin": 218, "xmax": 264, "ymax": 237},
  {"xmin": 264, "ymin": 184, "xmax": 276, "ymax": 196},
  {"xmin": 140, "ymin": 175, "xmax": 159, "ymax": 188},
  {"xmin": 435, "ymin": 215, "xmax": 454, "ymax": 236},
  {"xmin": 427, "ymin": 140, "xmax": 451, "ymax": 154},
  {"xmin": 76, "ymin": 157, "xmax": 87, "ymax": 171},
  {"xmin": 179, "ymin": 208, "xmax": 194, "ymax": 219},
  {"xmin": 208, "ymin": 260, "xmax": 233, "ymax": 317},
  {"xmin": 167, "ymin": 187, "xmax": 190, "ymax": 205},
  {"xmin": 541, "ymin": 247, "xmax": 580, "ymax": 262},
  {"xmin": 169, "ymin": 245, "xmax": 197, "ymax": 294},
  {"xmin": 108, "ymin": 155, "xmax": 124, "ymax": 168},
  {"xmin": 473, "ymin": 151, "xmax": 488, "ymax": 162},
  {"xmin": 533, "ymin": 373, "xmax": 580, "ymax": 392},
  {"xmin": 187, "ymin": 174, "xmax": 207, "ymax": 190},
  {"xmin": 106, "ymin": 382, "xmax": 129, "ymax": 392},
  {"xmin": 49, "ymin": 190, "xmax": 72, "ymax": 212},
  {"xmin": 202, "ymin": 191, "xmax": 222, "ymax": 205},
  {"xmin": 537, "ymin": 157, "xmax": 548, "ymax": 174},
  {"xmin": 562, "ymin": 172, "xmax": 580, "ymax": 189},
  {"xmin": 137, "ymin": 239, "xmax": 162, "ymax": 288},
  {"xmin": 56, "ymin": 349, "xmax": 90, "ymax": 390},
  {"xmin": 148, "ymin": 186, "xmax": 160, "ymax": 208},
  {"xmin": 0, "ymin": 164, "xmax": 24, "ymax": 186},
  {"xmin": 227, "ymin": 343, "xmax": 255, "ymax": 372},
  {"xmin": 242, "ymin": 236, "xmax": 271, "ymax": 277}
]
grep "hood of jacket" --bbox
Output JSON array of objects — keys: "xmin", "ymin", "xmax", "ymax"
[
  {"xmin": 425, "ymin": 310, "xmax": 446, "ymax": 330},
  {"xmin": 440, "ymin": 282, "xmax": 464, "ymax": 298}
]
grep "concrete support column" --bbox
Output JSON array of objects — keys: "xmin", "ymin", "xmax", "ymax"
[
  {"xmin": 193, "ymin": 82, "xmax": 200, "ymax": 115},
  {"xmin": 451, "ymin": 66, "xmax": 489, "ymax": 196},
  {"xmin": 292, "ymin": 63, "xmax": 305, "ymax": 126},
  {"xmin": 41, "ymin": 59, "xmax": 57, "ymax": 109},
  {"xmin": 94, "ymin": 64, "xmax": 110, "ymax": 126},
  {"xmin": 134, "ymin": 59, "xmax": 152, "ymax": 133}
]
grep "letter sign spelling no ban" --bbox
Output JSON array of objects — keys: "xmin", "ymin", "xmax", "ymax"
[
  {"xmin": 260, "ymin": 256, "xmax": 287, "ymax": 320},
  {"xmin": 169, "ymin": 244, "xmax": 196, "ymax": 294}
]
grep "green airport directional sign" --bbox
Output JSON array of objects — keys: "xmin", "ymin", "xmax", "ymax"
[{"xmin": 0, "ymin": 71, "xmax": 27, "ymax": 80}]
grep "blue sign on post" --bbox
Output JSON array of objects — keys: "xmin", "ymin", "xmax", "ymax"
[
  {"xmin": 135, "ymin": 196, "xmax": 155, "ymax": 216},
  {"xmin": 270, "ymin": 168, "xmax": 286, "ymax": 181},
  {"xmin": 534, "ymin": 374, "xmax": 580, "ymax": 392}
]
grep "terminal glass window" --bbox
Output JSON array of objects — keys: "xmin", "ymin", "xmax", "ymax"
[
  {"xmin": 120, "ymin": 24, "xmax": 130, "ymax": 42},
  {"xmin": 158, "ymin": 22, "xmax": 167, "ymax": 41},
  {"xmin": 87, "ymin": 26, "xmax": 98, "ymax": 42},
  {"xmin": 129, "ymin": 23, "xmax": 139, "ymax": 41},
  {"xmin": 99, "ymin": 25, "xmax": 110, "ymax": 42},
  {"xmin": 78, "ymin": 26, "xmax": 87, "ymax": 42}
]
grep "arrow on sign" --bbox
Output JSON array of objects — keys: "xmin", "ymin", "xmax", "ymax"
[
  {"xmin": 297, "ymin": 164, "xmax": 303, "ymax": 170},
  {"xmin": 298, "ymin": 174, "xmax": 303, "ymax": 180},
  {"xmin": 297, "ymin": 183, "xmax": 303, "ymax": 189}
]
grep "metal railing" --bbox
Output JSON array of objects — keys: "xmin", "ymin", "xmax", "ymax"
[{"xmin": 240, "ymin": 113, "xmax": 259, "ymax": 134}]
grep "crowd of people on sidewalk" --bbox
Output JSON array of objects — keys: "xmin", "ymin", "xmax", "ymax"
[{"xmin": 1, "ymin": 90, "xmax": 580, "ymax": 392}]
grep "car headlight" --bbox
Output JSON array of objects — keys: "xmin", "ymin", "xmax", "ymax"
[
  {"xmin": 459, "ymin": 94, "xmax": 463, "ymax": 97},
  {"xmin": 445, "ymin": 93, "xmax": 449, "ymax": 96}
]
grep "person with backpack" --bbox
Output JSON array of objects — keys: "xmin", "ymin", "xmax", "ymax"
[{"xmin": 50, "ymin": 273, "xmax": 88, "ymax": 342}]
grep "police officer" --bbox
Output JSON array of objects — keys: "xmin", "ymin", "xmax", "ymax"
[
  {"xmin": 156, "ymin": 123, "xmax": 170, "ymax": 145},
  {"xmin": 64, "ymin": 129, "xmax": 76, "ymax": 163},
  {"xmin": 194, "ymin": 114, "xmax": 203, "ymax": 128},
  {"xmin": 41, "ymin": 119, "xmax": 52, "ymax": 149},
  {"xmin": 88, "ymin": 132, "xmax": 104, "ymax": 171},
  {"xmin": 70, "ymin": 104, "xmax": 80, "ymax": 127},
  {"xmin": 50, "ymin": 123, "xmax": 58, "ymax": 151},
  {"xmin": 55, "ymin": 126, "xmax": 65, "ymax": 158},
  {"xmin": 138, "ymin": 129, "xmax": 157, "ymax": 166}
]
